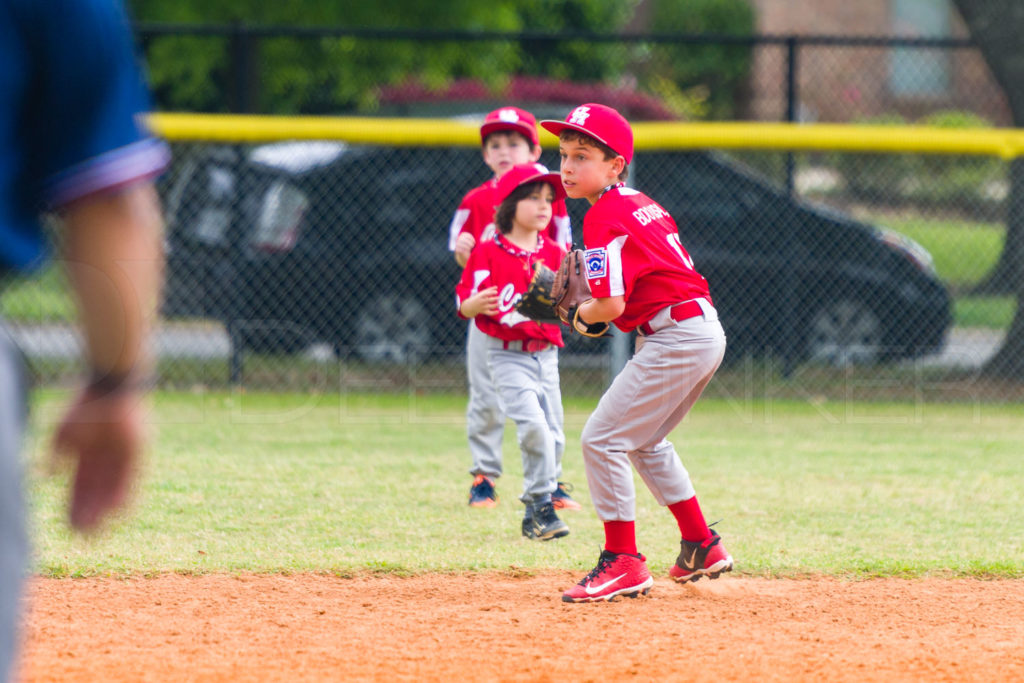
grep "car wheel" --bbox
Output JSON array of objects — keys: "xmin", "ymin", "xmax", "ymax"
[
  {"xmin": 353, "ymin": 295, "xmax": 433, "ymax": 364},
  {"xmin": 805, "ymin": 299, "xmax": 883, "ymax": 367}
]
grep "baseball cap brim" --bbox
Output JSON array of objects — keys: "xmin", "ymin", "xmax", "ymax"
[
  {"xmin": 515, "ymin": 171, "xmax": 566, "ymax": 203},
  {"xmin": 533, "ymin": 171, "xmax": 567, "ymax": 202},
  {"xmin": 480, "ymin": 120, "xmax": 538, "ymax": 146},
  {"xmin": 540, "ymin": 119, "xmax": 628, "ymax": 161},
  {"xmin": 496, "ymin": 164, "xmax": 567, "ymax": 204}
]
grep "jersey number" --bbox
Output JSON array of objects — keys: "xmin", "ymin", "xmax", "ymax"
[{"xmin": 666, "ymin": 233, "xmax": 695, "ymax": 270}]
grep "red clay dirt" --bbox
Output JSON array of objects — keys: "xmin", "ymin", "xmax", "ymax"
[{"xmin": 18, "ymin": 572, "xmax": 1024, "ymax": 682}]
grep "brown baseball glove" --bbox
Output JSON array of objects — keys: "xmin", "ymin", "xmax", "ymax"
[{"xmin": 515, "ymin": 249, "xmax": 592, "ymax": 325}]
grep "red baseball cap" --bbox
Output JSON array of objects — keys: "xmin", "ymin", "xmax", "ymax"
[
  {"xmin": 541, "ymin": 103, "xmax": 634, "ymax": 164},
  {"xmin": 495, "ymin": 163, "xmax": 566, "ymax": 203},
  {"xmin": 480, "ymin": 107, "xmax": 539, "ymax": 146}
]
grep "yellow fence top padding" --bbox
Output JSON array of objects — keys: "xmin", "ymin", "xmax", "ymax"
[
  {"xmin": 148, "ymin": 113, "xmax": 1024, "ymax": 159},
  {"xmin": 148, "ymin": 113, "xmax": 483, "ymax": 146}
]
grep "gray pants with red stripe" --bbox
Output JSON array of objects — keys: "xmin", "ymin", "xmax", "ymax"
[
  {"xmin": 483, "ymin": 338, "xmax": 565, "ymax": 505},
  {"xmin": 0, "ymin": 324, "xmax": 28, "ymax": 683},
  {"xmin": 581, "ymin": 312, "xmax": 726, "ymax": 522}
]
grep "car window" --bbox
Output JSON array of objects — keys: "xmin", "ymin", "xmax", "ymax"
[
  {"xmin": 174, "ymin": 164, "xmax": 236, "ymax": 247},
  {"xmin": 643, "ymin": 152, "xmax": 785, "ymax": 255},
  {"xmin": 249, "ymin": 180, "xmax": 309, "ymax": 252},
  {"xmin": 641, "ymin": 152, "xmax": 742, "ymax": 224},
  {"xmin": 373, "ymin": 148, "xmax": 479, "ymax": 241}
]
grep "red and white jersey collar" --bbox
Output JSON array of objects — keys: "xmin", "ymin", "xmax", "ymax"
[
  {"xmin": 493, "ymin": 232, "xmax": 545, "ymax": 258},
  {"xmin": 599, "ymin": 182, "xmax": 626, "ymax": 200}
]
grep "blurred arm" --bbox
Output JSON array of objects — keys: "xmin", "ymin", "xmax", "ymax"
[
  {"xmin": 60, "ymin": 183, "xmax": 164, "ymax": 378},
  {"xmin": 50, "ymin": 181, "xmax": 164, "ymax": 531}
]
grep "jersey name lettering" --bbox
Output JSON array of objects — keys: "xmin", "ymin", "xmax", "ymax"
[{"xmin": 632, "ymin": 203, "xmax": 669, "ymax": 226}]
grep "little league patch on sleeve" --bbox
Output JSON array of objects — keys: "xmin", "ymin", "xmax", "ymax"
[{"xmin": 584, "ymin": 248, "xmax": 607, "ymax": 279}]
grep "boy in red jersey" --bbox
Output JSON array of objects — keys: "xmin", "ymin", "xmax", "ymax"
[
  {"xmin": 455, "ymin": 163, "xmax": 571, "ymax": 540},
  {"xmin": 540, "ymin": 104, "xmax": 733, "ymax": 601},
  {"xmin": 447, "ymin": 107, "xmax": 578, "ymax": 512}
]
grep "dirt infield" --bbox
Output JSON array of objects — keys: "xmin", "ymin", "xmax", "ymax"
[{"xmin": 18, "ymin": 573, "xmax": 1024, "ymax": 682}]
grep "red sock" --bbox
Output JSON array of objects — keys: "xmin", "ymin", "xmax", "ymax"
[
  {"xmin": 668, "ymin": 496, "xmax": 711, "ymax": 543},
  {"xmin": 603, "ymin": 520, "xmax": 637, "ymax": 556}
]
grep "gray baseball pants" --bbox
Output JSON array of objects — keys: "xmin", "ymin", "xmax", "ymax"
[
  {"xmin": 581, "ymin": 310, "xmax": 726, "ymax": 522},
  {"xmin": 483, "ymin": 337, "xmax": 565, "ymax": 505},
  {"xmin": 0, "ymin": 323, "xmax": 28, "ymax": 683},
  {"xmin": 465, "ymin": 322, "xmax": 505, "ymax": 479}
]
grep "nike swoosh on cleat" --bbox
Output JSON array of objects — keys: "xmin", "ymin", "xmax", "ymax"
[
  {"xmin": 684, "ymin": 546, "xmax": 699, "ymax": 569},
  {"xmin": 584, "ymin": 573, "xmax": 628, "ymax": 595}
]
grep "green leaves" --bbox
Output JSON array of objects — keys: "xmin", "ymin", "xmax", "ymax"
[{"xmin": 127, "ymin": 0, "xmax": 753, "ymax": 117}]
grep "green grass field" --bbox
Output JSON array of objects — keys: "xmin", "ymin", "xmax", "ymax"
[
  {"xmin": 880, "ymin": 215, "xmax": 1014, "ymax": 329},
  {"xmin": 25, "ymin": 391, "xmax": 1024, "ymax": 579},
  {"xmin": 0, "ymin": 265, "xmax": 75, "ymax": 322},
  {"xmin": 881, "ymin": 216, "xmax": 1004, "ymax": 291},
  {"xmin": 1, "ymin": 213, "xmax": 1013, "ymax": 329}
]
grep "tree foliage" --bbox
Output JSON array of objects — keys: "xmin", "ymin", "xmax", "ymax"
[
  {"xmin": 128, "ymin": 0, "xmax": 640, "ymax": 114},
  {"xmin": 636, "ymin": 0, "xmax": 756, "ymax": 119},
  {"xmin": 128, "ymin": 0, "xmax": 753, "ymax": 118}
]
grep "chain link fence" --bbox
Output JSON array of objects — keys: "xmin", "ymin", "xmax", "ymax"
[
  {"xmin": 3, "ymin": 28, "xmax": 1021, "ymax": 402},
  {"xmin": 4, "ymin": 135, "xmax": 1018, "ymax": 402}
]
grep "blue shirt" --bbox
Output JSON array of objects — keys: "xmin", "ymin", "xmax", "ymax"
[{"xmin": 0, "ymin": 0, "xmax": 169, "ymax": 271}]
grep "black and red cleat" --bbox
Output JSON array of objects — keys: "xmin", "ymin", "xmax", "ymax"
[{"xmin": 668, "ymin": 529, "xmax": 734, "ymax": 583}]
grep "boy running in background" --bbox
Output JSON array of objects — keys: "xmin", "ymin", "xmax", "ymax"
[
  {"xmin": 448, "ymin": 107, "xmax": 579, "ymax": 511},
  {"xmin": 540, "ymin": 104, "xmax": 733, "ymax": 601},
  {"xmin": 455, "ymin": 164, "xmax": 571, "ymax": 540}
]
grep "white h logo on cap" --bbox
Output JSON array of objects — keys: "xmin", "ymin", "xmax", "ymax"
[
  {"xmin": 568, "ymin": 106, "xmax": 591, "ymax": 126},
  {"xmin": 498, "ymin": 109, "xmax": 520, "ymax": 123}
]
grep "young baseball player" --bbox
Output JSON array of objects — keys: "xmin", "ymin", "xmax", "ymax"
[
  {"xmin": 447, "ymin": 107, "xmax": 579, "ymax": 511},
  {"xmin": 455, "ymin": 163, "xmax": 571, "ymax": 540},
  {"xmin": 539, "ymin": 104, "xmax": 733, "ymax": 601}
]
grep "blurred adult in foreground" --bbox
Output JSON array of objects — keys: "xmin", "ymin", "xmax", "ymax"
[{"xmin": 0, "ymin": 1, "xmax": 169, "ymax": 679}]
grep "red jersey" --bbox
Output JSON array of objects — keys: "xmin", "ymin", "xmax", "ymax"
[
  {"xmin": 448, "ymin": 178, "xmax": 572, "ymax": 252},
  {"xmin": 455, "ymin": 233, "xmax": 566, "ymax": 346},
  {"xmin": 582, "ymin": 185, "xmax": 712, "ymax": 333}
]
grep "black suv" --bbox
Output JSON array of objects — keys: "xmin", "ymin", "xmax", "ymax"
[
  {"xmin": 162, "ymin": 143, "xmax": 951, "ymax": 365},
  {"xmin": 642, "ymin": 151, "xmax": 951, "ymax": 365},
  {"xmin": 163, "ymin": 142, "xmax": 476, "ymax": 361}
]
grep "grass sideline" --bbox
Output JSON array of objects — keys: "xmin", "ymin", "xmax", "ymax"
[
  {"xmin": 25, "ymin": 390, "xmax": 1023, "ymax": 579},
  {"xmin": 881, "ymin": 215, "xmax": 1003, "ymax": 291},
  {"xmin": 2, "ymin": 212, "xmax": 1011, "ymax": 330}
]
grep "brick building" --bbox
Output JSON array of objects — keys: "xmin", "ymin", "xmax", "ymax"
[{"xmin": 746, "ymin": 0, "xmax": 1010, "ymax": 124}]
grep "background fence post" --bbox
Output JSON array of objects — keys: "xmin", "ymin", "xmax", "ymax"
[
  {"xmin": 785, "ymin": 35, "xmax": 798, "ymax": 196},
  {"xmin": 228, "ymin": 22, "xmax": 259, "ymax": 114},
  {"xmin": 226, "ymin": 144, "xmax": 246, "ymax": 387},
  {"xmin": 781, "ymin": 36, "xmax": 800, "ymax": 378},
  {"xmin": 225, "ymin": 23, "xmax": 258, "ymax": 386},
  {"xmin": 607, "ymin": 157, "xmax": 639, "ymax": 386}
]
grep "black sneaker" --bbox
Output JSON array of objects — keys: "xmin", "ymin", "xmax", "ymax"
[{"xmin": 522, "ymin": 502, "xmax": 569, "ymax": 541}]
